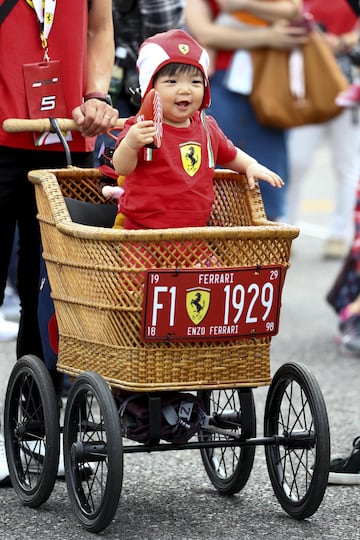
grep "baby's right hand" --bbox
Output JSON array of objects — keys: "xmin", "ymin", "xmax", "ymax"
[{"xmin": 126, "ymin": 120, "xmax": 157, "ymax": 150}]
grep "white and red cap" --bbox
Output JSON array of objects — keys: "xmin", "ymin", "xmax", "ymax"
[{"xmin": 137, "ymin": 29, "xmax": 211, "ymax": 109}]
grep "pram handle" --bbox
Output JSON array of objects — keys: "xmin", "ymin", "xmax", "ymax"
[{"xmin": 2, "ymin": 117, "xmax": 126, "ymax": 133}]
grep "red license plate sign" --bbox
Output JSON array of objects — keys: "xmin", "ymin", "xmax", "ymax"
[{"xmin": 142, "ymin": 265, "xmax": 283, "ymax": 342}]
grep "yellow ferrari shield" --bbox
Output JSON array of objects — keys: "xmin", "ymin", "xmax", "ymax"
[
  {"xmin": 178, "ymin": 44, "xmax": 190, "ymax": 55},
  {"xmin": 186, "ymin": 288, "xmax": 210, "ymax": 325},
  {"xmin": 180, "ymin": 143, "xmax": 201, "ymax": 177}
]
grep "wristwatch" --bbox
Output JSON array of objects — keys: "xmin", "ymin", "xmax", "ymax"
[{"xmin": 84, "ymin": 92, "xmax": 113, "ymax": 106}]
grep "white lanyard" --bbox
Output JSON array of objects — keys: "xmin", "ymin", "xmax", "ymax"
[{"xmin": 27, "ymin": 0, "xmax": 57, "ymax": 60}]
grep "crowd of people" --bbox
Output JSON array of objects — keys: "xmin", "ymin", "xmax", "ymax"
[{"xmin": 0, "ymin": 0, "xmax": 359, "ymax": 490}]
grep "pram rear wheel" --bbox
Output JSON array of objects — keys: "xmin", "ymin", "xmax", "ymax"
[
  {"xmin": 264, "ymin": 362, "xmax": 330, "ymax": 519},
  {"xmin": 63, "ymin": 371, "xmax": 123, "ymax": 533},
  {"xmin": 197, "ymin": 388, "xmax": 256, "ymax": 494},
  {"xmin": 4, "ymin": 355, "xmax": 60, "ymax": 507}
]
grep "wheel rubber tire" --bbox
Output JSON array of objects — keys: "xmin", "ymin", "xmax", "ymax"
[
  {"xmin": 198, "ymin": 388, "xmax": 256, "ymax": 494},
  {"xmin": 64, "ymin": 371, "xmax": 123, "ymax": 533},
  {"xmin": 264, "ymin": 362, "xmax": 330, "ymax": 519},
  {"xmin": 4, "ymin": 355, "xmax": 60, "ymax": 507}
]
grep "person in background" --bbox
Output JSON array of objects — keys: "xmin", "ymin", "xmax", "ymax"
[
  {"xmin": 326, "ymin": 177, "xmax": 360, "ymax": 353},
  {"xmin": 110, "ymin": 0, "xmax": 185, "ymax": 116},
  {"xmin": 325, "ymin": 137, "xmax": 360, "ymax": 485},
  {"xmin": 286, "ymin": 0, "xmax": 360, "ymax": 259},
  {"xmin": 185, "ymin": 0, "xmax": 307, "ymax": 222},
  {"xmin": 0, "ymin": 0, "xmax": 117, "ymax": 486},
  {"xmin": 111, "ymin": 29, "xmax": 284, "ymax": 231},
  {"xmin": 322, "ymin": 0, "xmax": 360, "ymax": 487}
]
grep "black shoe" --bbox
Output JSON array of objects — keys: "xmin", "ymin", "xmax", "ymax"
[
  {"xmin": 328, "ymin": 436, "xmax": 360, "ymax": 484},
  {"xmin": 338, "ymin": 315, "xmax": 360, "ymax": 352}
]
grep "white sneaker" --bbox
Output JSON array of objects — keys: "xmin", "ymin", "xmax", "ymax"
[
  {"xmin": 0, "ymin": 433, "xmax": 10, "ymax": 486},
  {"xmin": 0, "ymin": 311, "xmax": 18, "ymax": 341}
]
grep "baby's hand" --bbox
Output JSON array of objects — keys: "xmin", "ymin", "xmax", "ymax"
[
  {"xmin": 125, "ymin": 120, "xmax": 157, "ymax": 150},
  {"xmin": 245, "ymin": 162, "xmax": 285, "ymax": 190}
]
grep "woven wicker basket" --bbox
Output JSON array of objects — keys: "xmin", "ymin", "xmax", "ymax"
[{"xmin": 28, "ymin": 167, "xmax": 299, "ymax": 391}]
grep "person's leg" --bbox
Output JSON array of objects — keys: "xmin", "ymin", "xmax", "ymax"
[
  {"xmin": 1, "ymin": 148, "xmax": 94, "ymax": 360},
  {"xmin": 328, "ymin": 109, "xmax": 360, "ymax": 244},
  {"xmin": 0, "ymin": 148, "xmax": 18, "ymax": 306},
  {"xmin": 16, "ymin": 159, "xmax": 43, "ymax": 358},
  {"xmin": 0, "ymin": 148, "xmax": 23, "ymax": 342},
  {"xmin": 286, "ymin": 124, "xmax": 322, "ymax": 225},
  {"xmin": 208, "ymin": 71, "xmax": 288, "ymax": 221},
  {"xmin": 33, "ymin": 151, "xmax": 94, "ymax": 394}
]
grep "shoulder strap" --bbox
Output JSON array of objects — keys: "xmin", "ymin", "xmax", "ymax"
[
  {"xmin": 200, "ymin": 110, "xmax": 215, "ymax": 168},
  {"xmin": 0, "ymin": 0, "xmax": 19, "ymax": 24}
]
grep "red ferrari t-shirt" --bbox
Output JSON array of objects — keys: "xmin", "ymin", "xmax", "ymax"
[
  {"xmin": 118, "ymin": 111, "xmax": 237, "ymax": 229},
  {"xmin": 0, "ymin": 0, "xmax": 94, "ymax": 152}
]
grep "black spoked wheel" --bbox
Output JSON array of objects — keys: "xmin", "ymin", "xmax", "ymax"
[
  {"xmin": 64, "ymin": 371, "xmax": 123, "ymax": 533},
  {"xmin": 264, "ymin": 362, "xmax": 330, "ymax": 519},
  {"xmin": 197, "ymin": 388, "xmax": 256, "ymax": 494},
  {"xmin": 4, "ymin": 355, "xmax": 60, "ymax": 507}
]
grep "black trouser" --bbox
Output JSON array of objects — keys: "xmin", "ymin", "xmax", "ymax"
[{"xmin": 0, "ymin": 146, "xmax": 93, "ymax": 359}]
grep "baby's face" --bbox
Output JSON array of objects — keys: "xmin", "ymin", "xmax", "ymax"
[{"xmin": 153, "ymin": 69, "xmax": 205, "ymax": 127}]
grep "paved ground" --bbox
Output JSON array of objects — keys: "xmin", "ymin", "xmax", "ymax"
[{"xmin": 0, "ymin": 137, "xmax": 359, "ymax": 539}]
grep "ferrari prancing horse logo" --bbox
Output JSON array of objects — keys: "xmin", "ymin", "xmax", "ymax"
[
  {"xmin": 180, "ymin": 143, "xmax": 201, "ymax": 177},
  {"xmin": 186, "ymin": 287, "xmax": 210, "ymax": 324},
  {"xmin": 178, "ymin": 44, "xmax": 190, "ymax": 55}
]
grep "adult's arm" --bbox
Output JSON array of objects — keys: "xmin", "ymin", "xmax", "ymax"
[
  {"xmin": 185, "ymin": 0, "xmax": 307, "ymax": 51},
  {"xmin": 73, "ymin": 0, "xmax": 119, "ymax": 137},
  {"xmin": 216, "ymin": 0, "xmax": 302, "ymax": 23}
]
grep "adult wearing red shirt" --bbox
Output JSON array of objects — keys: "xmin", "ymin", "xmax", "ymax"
[{"xmin": 0, "ymin": 0, "xmax": 118, "ymax": 360}]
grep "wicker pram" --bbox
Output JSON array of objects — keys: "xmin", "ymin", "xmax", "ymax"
[{"xmin": 28, "ymin": 167, "xmax": 299, "ymax": 392}]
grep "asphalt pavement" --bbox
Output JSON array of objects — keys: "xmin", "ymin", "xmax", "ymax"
[{"xmin": 0, "ymin": 138, "xmax": 359, "ymax": 539}]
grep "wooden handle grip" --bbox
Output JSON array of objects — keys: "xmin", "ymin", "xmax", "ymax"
[{"xmin": 2, "ymin": 117, "xmax": 126, "ymax": 133}]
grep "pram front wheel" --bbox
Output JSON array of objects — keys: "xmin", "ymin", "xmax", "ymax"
[
  {"xmin": 63, "ymin": 371, "xmax": 123, "ymax": 533},
  {"xmin": 197, "ymin": 388, "xmax": 256, "ymax": 494},
  {"xmin": 4, "ymin": 355, "xmax": 60, "ymax": 507},
  {"xmin": 264, "ymin": 362, "xmax": 330, "ymax": 519}
]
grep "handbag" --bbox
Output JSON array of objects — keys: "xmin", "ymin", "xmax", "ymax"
[{"xmin": 249, "ymin": 30, "xmax": 349, "ymax": 129}]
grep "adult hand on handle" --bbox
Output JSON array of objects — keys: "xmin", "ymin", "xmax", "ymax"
[{"xmin": 72, "ymin": 98, "xmax": 119, "ymax": 137}]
